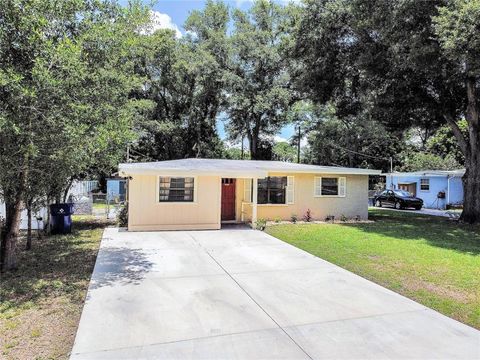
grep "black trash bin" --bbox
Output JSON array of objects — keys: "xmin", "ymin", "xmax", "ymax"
[{"xmin": 50, "ymin": 203, "xmax": 74, "ymax": 234}]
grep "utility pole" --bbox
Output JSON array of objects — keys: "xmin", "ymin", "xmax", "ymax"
[
  {"xmin": 390, "ymin": 156, "xmax": 393, "ymax": 173},
  {"xmin": 127, "ymin": 144, "xmax": 130, "ymax": 162},
  {"xmin": 297, "ymin": 124, "xmax": 301, "ymax": 163}
]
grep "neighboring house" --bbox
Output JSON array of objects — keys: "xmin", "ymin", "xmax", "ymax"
[
  {"xmin": 385, "ymin": 170, "xmax": 465, "ymax": 209},
  {"xmin": 106, "ymin": 178, "xmax": 127, "ymax": 202},
  {"xmin": 0, "ymin": 203, "xmax": 47, "ymax": 230},
  {"xmin": 118, "ymin": 158, "xmax": 381, "ymax": 231},
  {"xmin": 68, "ymin": 180, "xmax": 99, "ymax": 199}
]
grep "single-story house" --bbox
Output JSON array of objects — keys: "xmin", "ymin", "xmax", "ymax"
[
  {"xmin": 118, "ymin": 158, "xmax": 381, "ymax": 231},
  {"xmin": 106, "ymin": 178, "xmax": 127, "ymax": 202},
  {"xmin": 385, "ymin": 169, "xmax": 465, "ymax": 209}
]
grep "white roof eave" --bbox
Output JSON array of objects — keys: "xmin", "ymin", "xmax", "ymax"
[
  {"xmin": 119, "ymin": 165, "xmax": 380, "ymax": 177},
  {"xmin": 384, "ymin": 170, "xmax": 465, "ymax": 177},
  {"xmin": 119, "ymin": 167, "xmax": 268, "ymax": 178}
]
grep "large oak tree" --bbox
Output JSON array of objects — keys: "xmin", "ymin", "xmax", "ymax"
[
  {"xmin": 225, "ymin": 0, "xmax": 299, "ymax": 159},
  {"xmin": 296, "ymin": 0, "xmax": 480, "ymax": 223}
]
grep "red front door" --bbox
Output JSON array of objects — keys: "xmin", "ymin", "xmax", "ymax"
[{"xmin": 221, "ymin": 178, "xmax": 236, "ymax": 221}]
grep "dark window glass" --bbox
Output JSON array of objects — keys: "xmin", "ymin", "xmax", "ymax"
[
  {"xmin": 159, "ymin": 177, "xmax": 194, "ymax": 202},
  {"xmin": 321, "ymin": 178, "xmax": 338, "ymax": 196},
  {"xmin": 420, "ymin": 178, "xmax": 430, "ymax": 191},
  {"xmin": 257, "ymin": 177, "xmax": 287, "ymax": 204}
]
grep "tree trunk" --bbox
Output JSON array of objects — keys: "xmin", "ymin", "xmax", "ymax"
[
  {"xmin": 63, "ymin": 178, "xmax": 74, "ymax": 203},
  {"xmin": 249, "ymin": 134, "xmax": 258, "ymax": 160},
  {"xmin": 26, "ymin": 200, "xmax": 32, "ymax": 250},
  {"xmin": 460, "ymin": 159, "xmax": 480, "ymax": 223},
  {"xmin": 0, "ymin": 197, "xmax": 23, "ymax": 272},
  {"xmin": 249, "ymin": 124, "xmax": 261, "ymax": 160},
  {"xmin": 45, "ymin": 196, "xmax": 51, "ymax": 235},
  {"xmin": 196, "ymin": 118, "xmax": 202, "ymax": 158},
  {"xmin": 459, "ymin": 76, "xmax": 480, "ymax": 223}
]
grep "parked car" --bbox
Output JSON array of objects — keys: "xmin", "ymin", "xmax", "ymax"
[{"xmin": 374, "ymin": 189, "xmax": 423, "ymax": 210}]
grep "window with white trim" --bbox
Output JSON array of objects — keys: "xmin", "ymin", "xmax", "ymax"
[
  {"xmin": 258, "ymin": 177, "xmax": 287, "ymax": 204},
  {"xmin": 314, "ymin": 177, "xmax": 346, "ymax": 197},
  {"xmin": 159, "ymin": 177, "xmax": 194, "ymax": 202},
  {"xmin": 420, "ymin": 178, "xmax": 430, "ymax": 191}
]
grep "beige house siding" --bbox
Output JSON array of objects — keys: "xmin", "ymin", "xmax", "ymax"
[
  {"xmin": 245, "ymin": 173, "xmax": 368, "ymax": 222},
  {"xmin": 127, "ymin": 175, "xmax": 221, "ymax": 231},
  {"xmin": 126, "ymin": 172, "xmax": 369, "ymax": 231},
  {"xmin": 235, "ymin": 178, "xmax": 245, "ymax": 222}
]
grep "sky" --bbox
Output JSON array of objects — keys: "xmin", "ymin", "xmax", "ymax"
[{"xmin": 122, "ymin": 0, "xmax": 298, "ymax": 144}]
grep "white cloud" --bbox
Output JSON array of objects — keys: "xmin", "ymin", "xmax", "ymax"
[
  {"xmin": 143, "ymin": 11, "xmax": 182, "ymax": 38},
  {"xmin": 274, "ymin": 135, "xmax": 288, "ymax": 143}
]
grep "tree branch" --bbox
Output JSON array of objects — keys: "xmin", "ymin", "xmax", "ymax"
[{"xmin": 444, "ymin": 113, "xmax": 468, "ymax": 155}]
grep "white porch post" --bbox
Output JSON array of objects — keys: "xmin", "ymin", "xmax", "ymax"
[{"xmin": 252, "ymin": 177, "xmax": 258, "ymax": 227}]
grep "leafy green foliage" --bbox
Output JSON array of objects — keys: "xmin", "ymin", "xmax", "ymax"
[
  {"xmin": 434, "ymin": 0, "xmax": 480, "ymax": 75},
  {"xmin": 225, "ymin": 0, "xmax": 299, "ymax": 159},
  {"xmin": 398, "ymin": 152, "xmax": 461, "ymax": 172},
  {"xmin": 0, "ymin": 0, "xmax": 150, "ymax": 270},
  {"xmin": 272, "ymin": 142, "xmax": 297, "ymax": 162},
  {"xmin": 302, "ymin": 104, "xmax": 401, "ymax": 171},
  {"xmin": 223, "ymin": 146, "xmax": 249, "ymax": 160},
  {"xmin": 426, "ymin": 121, "xmax": 467, "ymax": 165},
  {"xmin": 131, "ymin": 1, "xmax": 229, "ymax": 161},
  {"xmin": 296, "ymin": 0, "xmax": 480, "ymax": 222},
  {"xmin": 0, "ymin": 0, "xmax": 149, "ymax": 199},
  {"xmin": 117, "ymin": 204, "xmax": 128, "ymax": 227}
]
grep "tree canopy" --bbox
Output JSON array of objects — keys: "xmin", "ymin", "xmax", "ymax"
[
  {"xmin": 224, "ymin": 0, "xmax": 299, "ymax": 159},
  {"xmin": 295, "ymin": 0, "xmax": 480, "ymax": 222},
  {"xmin": 0, "ymin": 0, "xmax": 150, "ymax": 270}
]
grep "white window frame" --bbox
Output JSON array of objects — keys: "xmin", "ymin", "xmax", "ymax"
[
  {"xmin": 156, "ymin": 175, "xmax": 198, "ymax": 204},
  {"xmin": 314, "ymin": 176, "xmax": 346, "ymax": 198},
  {"xmin": 257, "ymin": 176, "xmax": 289, "ymax": 206},
  {"xmin": 286, "ymin": 176, "xmax": 295, "ymax": 204},
  {"xmin": 243, "ymin": 178, "xmax": 252, "ymax": 203},
  {"xmin": 420, "ymin": 178, "xmax": 430, "ymax": 192}
]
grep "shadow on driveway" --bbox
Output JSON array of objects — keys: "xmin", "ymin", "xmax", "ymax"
[{"xmin": 89, "ymin": 247, "xmax": 153, "ymax": 291}]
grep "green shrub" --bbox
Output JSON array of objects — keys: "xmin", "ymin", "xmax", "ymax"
[
  {"xmin": 117, "ymin": 203, "xmax": 128, "ymax": 227},
  {"xmin": 340, "ymin": 214, "xmax": 348, "ymax": 222},
  {"xmin": 290, "ymin": 214, "xmax": 298, "ymax": 223},
  {"xmin": 255, "ymin": 218, "xmax": 267, "ymax": 230}
]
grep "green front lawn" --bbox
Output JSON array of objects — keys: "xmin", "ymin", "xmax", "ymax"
[{"xmin": 266, "ymin": 209, "xmax": 480, "ymax": 329}]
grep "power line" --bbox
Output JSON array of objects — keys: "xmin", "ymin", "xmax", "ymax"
[
  {"xmin": 128, "ymin": 148, "xmax": 156, "ymax": 162},
  {"xmin": 328, "ymin": 142, "xmax": 391, "ymax": 161},
  {"xmin": 326, "ymin": 141, "xmax": 393, "ymax": 172}
]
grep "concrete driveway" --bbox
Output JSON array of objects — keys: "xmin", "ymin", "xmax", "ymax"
[{"xmin": 71, "ymin": 228, "xmax": 479, "ymax": 359}]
